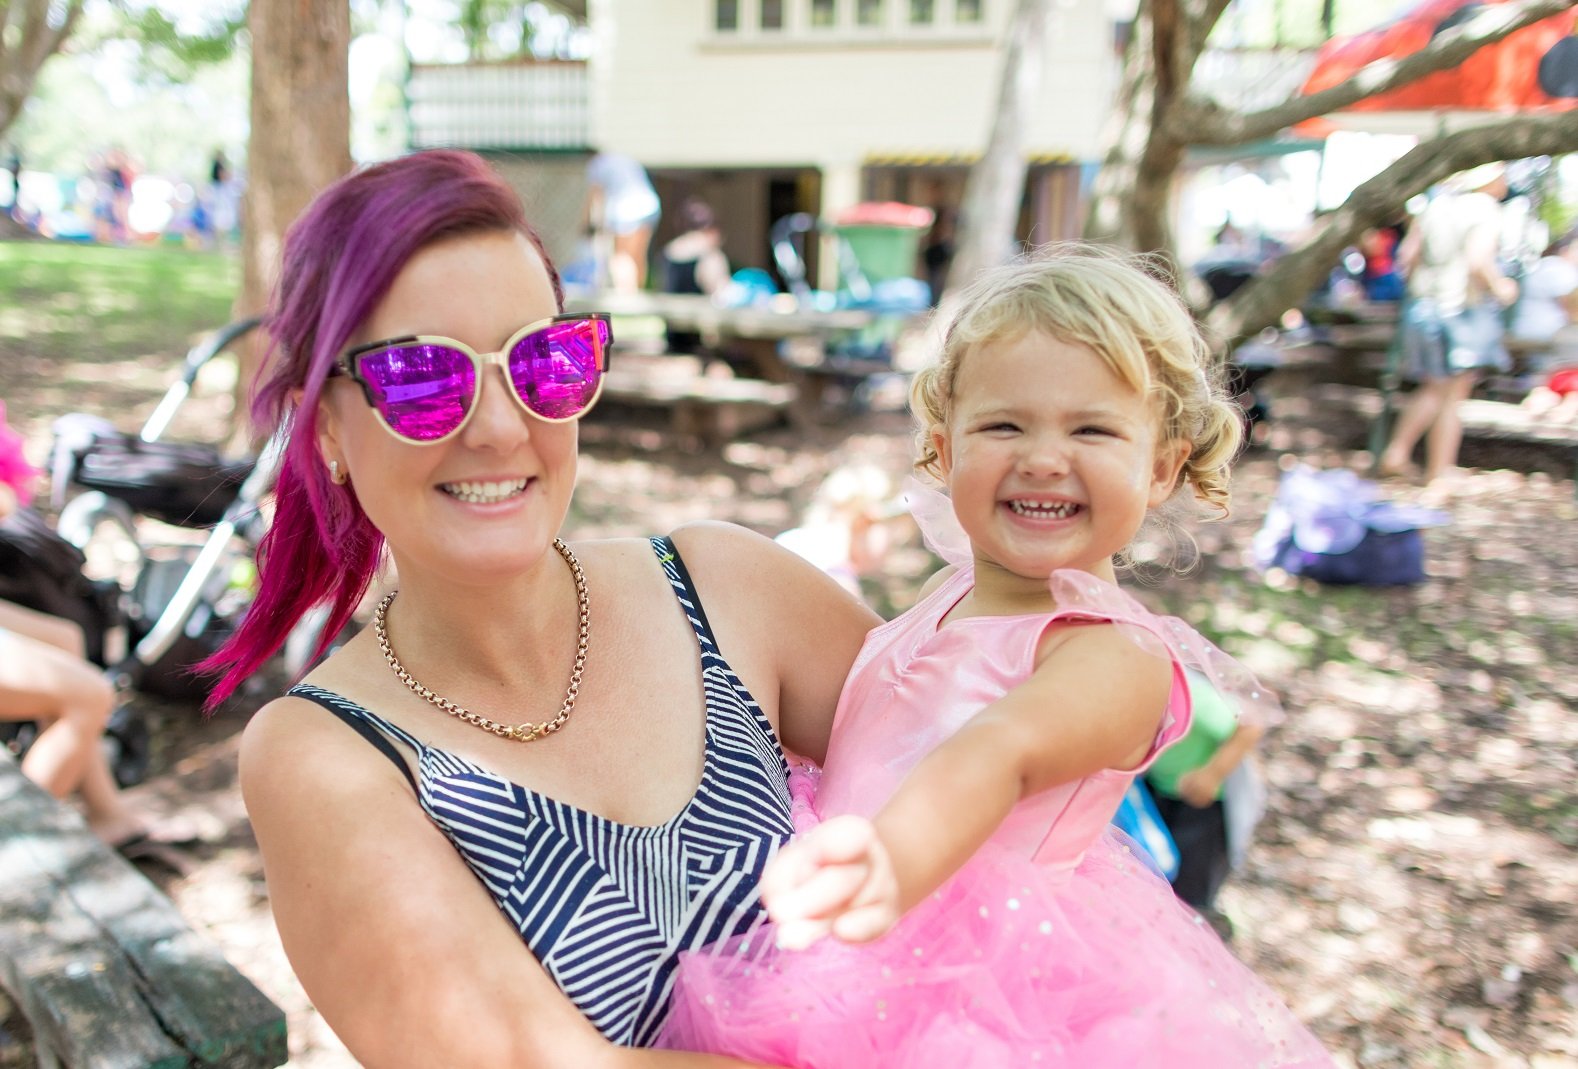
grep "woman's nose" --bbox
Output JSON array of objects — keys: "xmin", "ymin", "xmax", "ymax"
[{"xmin": 460, "ymin": 363, "xmax": 531, "ymax": 448}]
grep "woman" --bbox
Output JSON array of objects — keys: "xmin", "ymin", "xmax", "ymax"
[{"xmin": 202, "ymin": 150, "xmax": 878, "ymax": 1066}]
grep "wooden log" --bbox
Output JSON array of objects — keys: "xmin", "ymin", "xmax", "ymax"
[{"xmin": 0, "ymin": 750, "xmax": 287, "ymax": 1068}]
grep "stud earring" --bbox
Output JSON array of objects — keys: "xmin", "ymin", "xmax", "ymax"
[{"xmin": 329, "ymin": 460, "xmax": 346, "ymax": 485}]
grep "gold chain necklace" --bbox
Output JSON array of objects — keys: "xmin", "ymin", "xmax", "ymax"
[{"xmin": 374, "ymin": 537, "xmax": 589, "ymax": 743}]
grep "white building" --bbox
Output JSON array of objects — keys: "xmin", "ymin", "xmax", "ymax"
[{"xmin": 410, "ymin": 0, "xmax": 1125, "ymax": 289}]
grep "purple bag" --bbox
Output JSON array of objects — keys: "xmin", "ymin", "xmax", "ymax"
[{"xmin": 1251, "ymin": 466, "xmax": 1448, "ymax": 586}]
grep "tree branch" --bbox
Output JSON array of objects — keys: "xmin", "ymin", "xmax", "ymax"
[
  {"xmin": 1208, "ymin": 109, "xmax": 1578, "ymax": 348},
  {"xmin": 1174, "ymin": 0, "xmax": 1577, "ymax": 146}
]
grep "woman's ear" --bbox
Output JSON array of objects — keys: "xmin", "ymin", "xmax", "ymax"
[
  {"xmin": 312, "ymin": 386, "xmax": 345, "ymax": 473},
  {"xmin": 1148, "ymin": 437, "xmax": 1192, "ymax": 508}
]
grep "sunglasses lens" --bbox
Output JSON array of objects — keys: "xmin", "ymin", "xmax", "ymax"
[
  {"xmin": 356, "ymin": 344, "xmax": 476, "ymax": 442},
  {"xmin": 509, "ymin": 318, "xmax": 609, "ymax": 420}
]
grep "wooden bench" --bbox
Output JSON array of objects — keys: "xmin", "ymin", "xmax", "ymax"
[
  {"xmin": 1456, "ymin": 398, "xmax": 1578, "ymax": 487},
  {"xmin": 600, "ymin": 354, "xmax": 797, "ymax": 447},
  {"xmin": 0, "ymin": 749, "xmax": 287, "ymax": 1069}
]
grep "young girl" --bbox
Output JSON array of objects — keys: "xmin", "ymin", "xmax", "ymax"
[{"xmin": 657, "ymin": 246, "xmax": 1334, "ymax": 1066}]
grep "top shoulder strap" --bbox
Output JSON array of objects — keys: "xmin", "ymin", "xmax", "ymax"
[
  {"xmin": 288, "ymin": 683, "xmax": 419, "ymax": 792},
  {"xmin": 648, "ymin": 535, "xmax": 720, "ymax": 655}
]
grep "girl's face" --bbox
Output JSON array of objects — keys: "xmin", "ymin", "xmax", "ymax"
[
  {"xmin": 932, "ymin": 329, "xmax": 1189, "ymax": 584},
  {"xmin": 315, "ymin": 229, "xmax": 577, "ymax": 592}
]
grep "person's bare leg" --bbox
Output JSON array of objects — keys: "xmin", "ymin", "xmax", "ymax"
[
  {"xmin": 1423, "ymin": 372, "xmax": 1477, "ymax": 484},
  {"xmin": 0, "ymin": 629, "xmax": 113, "ymax": 797},
  {"xmin": 0, "ymin": 598, "xmax": 86, "ymax": 655},
  {"xmin": 613, "ymin": 226, "xmax": 654, "ymax": 292},
  {"xmin": 1380, "ymin": 379, "xmax": 1448, "ymax": 475},
  {"xmin": 0, "ymin": 609, "xmax": 146, "ymax": 843},
  {"xmin": 76, "ymin": 742, "xmax": 145, "ymax": 843}
]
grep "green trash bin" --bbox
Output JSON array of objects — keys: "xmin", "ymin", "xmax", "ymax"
[{"xmin": 828, "ymin": 203, "xmax": 934, "ymax": 289}]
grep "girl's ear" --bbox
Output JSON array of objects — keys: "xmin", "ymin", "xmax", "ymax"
[
  {"xmin": 1147, "ymin": 437, "xmax": 1192, "ymax": 508},
  {"xmin": 929, "ymin": 424, "xmax": 954, "ymax": 479}
]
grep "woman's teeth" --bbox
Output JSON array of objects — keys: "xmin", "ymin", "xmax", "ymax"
[
  {"xmin": 443, "ymin": 479, "xmax": 528, "ymax": 503},
  {"xmin": 1009, "ymin": 499, "xmax": 1078, "ymax": 519}
]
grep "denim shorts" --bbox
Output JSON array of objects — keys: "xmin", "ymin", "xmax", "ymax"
[{"xmin": 1399, "ymin": 298, "xmax": 1511, "ymax": 380}]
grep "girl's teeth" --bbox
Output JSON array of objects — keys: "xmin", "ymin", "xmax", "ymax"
[
  {"xmin": 444, "ymin": 479, "xmax": 527, "ymax": 503},
  {"xmin": 1009, "ymin": 499, "xmax": 1077, "ymax": 518}
]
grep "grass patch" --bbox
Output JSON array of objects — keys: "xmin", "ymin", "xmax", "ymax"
[{"xmin": 0, "ymin": 240, "xmax": 239, "ymax": 361}]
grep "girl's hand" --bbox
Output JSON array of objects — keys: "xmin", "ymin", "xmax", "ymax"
[{"xmin": 760, "ymin": 815, "xmax": 899, "ymax": 949}]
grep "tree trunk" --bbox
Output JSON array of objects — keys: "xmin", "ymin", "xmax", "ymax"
[
  {"xmin": 233, "ymin": 0, "xmax": 353, "ymax": 434},
  {"xmin": 1211, "ymin": 109, "xmax": 1578, "ymax": 350},
  {"xmin": 0, "ymin": 0, "xmax": 85, "ymax": 143},
  {"xmin": 944, "ymin": 0, "xmax": 1053, "ymax": 293}
]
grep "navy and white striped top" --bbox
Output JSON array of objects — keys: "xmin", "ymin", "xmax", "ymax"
[{"xmin": 288, "ymin": 537, "xmax": 795, "ymax": 1046}]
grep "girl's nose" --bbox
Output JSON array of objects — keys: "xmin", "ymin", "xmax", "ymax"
[
  {"xmin": 1018, "ymin": 435, "xmax": 1071, "ymax": 477},
  {"xmin": 460, "ymin": 363, "xmax": 531, "ymax": 449}
]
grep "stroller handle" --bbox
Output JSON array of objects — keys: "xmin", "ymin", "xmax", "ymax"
[{"xmin": 141, "ymin": 316, "xmax": 263, "ymax": 444}]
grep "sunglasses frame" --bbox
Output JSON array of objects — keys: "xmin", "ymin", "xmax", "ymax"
[{"xmin": 330, "ymin": 312, "xmax": 614, "ymax": 445}]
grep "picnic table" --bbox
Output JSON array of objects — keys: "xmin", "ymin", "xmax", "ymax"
[
  {"xmin": 565, "ymin": 291, "xmax": 886, "ymax": 383},
  {"xmin": 566, "ymin": 291, "xmax": 918, "ymax": 440},
  {"xmin": 0, "ymin": 748, "xmax": 288, "ymax": 1068}
]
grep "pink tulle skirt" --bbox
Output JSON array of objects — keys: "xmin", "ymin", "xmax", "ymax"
[{"xmin": 656, "ymin": 781, "xmax": 1333, "ymax": 1067}]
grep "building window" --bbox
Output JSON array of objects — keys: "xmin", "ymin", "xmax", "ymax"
[
  {"xmin": 909, "ymin": 0, "xmax": 934, "ymax": 25},
  {"xmin": 811, "ymin": 0, "xmax": 837, "ymax": 27},
  {"xmin": 716, "ymin": 0, "xmax": 739, "ymax": 31},
  {"xmin": 857, "ymin": 0, "xmax": 884, "ymax": 25},
  {"xmin": 955, "ymin": 0, "xmax": 982, "ymax": 22},
  {"xmin": 762, "ymin": 0, "xmax": 784, "ymax": 29}
]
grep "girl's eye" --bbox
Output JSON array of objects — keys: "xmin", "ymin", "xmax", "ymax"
[
  {"xmin": 975, "ymin": 421, "xmax": 1019, "ymax": 433},
  {"xmin": 1077, "ymin": 425, "xmax": 1119, "ymax": 438}
]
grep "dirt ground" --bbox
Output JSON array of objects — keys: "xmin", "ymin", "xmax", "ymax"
[{"xmin": 2, "ymin": 369, "xmax": 1576, "ymax": 1067}]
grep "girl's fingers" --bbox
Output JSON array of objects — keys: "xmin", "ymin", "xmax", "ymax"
[
  {"xmin": 760, "ymin": 815, "xmax": 879, "ymax": 900},
  {"xmin": 830, "ymin": 902, "xmax": 898, "ymax": 945},
  {"xmin": 764, "ymin": 859, "xmax": 871, "ymax": 925},
  {"xmin": 773, "ymin": 917, "xmax": 833, "ymax": 951}
]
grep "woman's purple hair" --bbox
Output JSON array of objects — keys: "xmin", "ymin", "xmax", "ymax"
[{"xmin": 201, "ymin": 150, "xmax": 563, "ymax": 710}]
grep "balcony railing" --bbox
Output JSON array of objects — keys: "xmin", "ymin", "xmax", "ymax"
[
  {"xmin": 1190, "ymin": 47, "xmax": 1321, "ymax": 115},
  {"xmin": 408, "ymin": 60, "xmax": 591, "ymax": 151}
]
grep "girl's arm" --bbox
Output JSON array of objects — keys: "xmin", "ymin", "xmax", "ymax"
[
  {"xmin": 241, "ymin": 699, "xmax": 773, "ymax": 1068},
  {"xmin": 766, "ymin": 623, "xmax": 1175, "ymax": 947}
]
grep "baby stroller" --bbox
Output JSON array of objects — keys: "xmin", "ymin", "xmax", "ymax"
[
  {"xmin": 0, "ymin": 316, "xmax": 324, "ymax": 785},
  {"xmin": 1195, "ymin": 258, "xmax": 1281, "ymax": 431},
  {"xmin": 767, "ymin": 206, "xmax": 932, "ymax": 412}
]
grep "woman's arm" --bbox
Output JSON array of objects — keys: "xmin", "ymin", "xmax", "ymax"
[
  {"xmin": 669, "ymin": 522, "xmax": 881, "ymax": 764},
  {"xmin": 241, "ymin": 697, "xmax": 770, "ymax": 1068},
  {"xmin": 764, "ymin": 624, "xmax": 1173, "ymax": 947}
]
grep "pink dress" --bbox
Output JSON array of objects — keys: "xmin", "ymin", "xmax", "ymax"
[{"xmin": 656, "ymin": 566, "xmax": 1334, "ymax": 1067}]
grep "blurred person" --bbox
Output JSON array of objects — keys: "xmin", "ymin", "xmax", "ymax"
[
  {"xmin": 660, "ymin": 196, "xmax": 731, "ymax": 354},
  {"xmin": 1379, "ymin": 162, "xmax": 1517, "ymax": 485},
  {"xmin": 585, "ymin": 150, "xmax": 660, "ymax": 293},
  {"xmin": 1511, "ymin": 230, "xmax": 1578, "ymax": 421},
  {"xmin": 1144, "ymin": 671, "xmax": 1267, "ymax": 940},
  {"xmin": 0, "ymin": 486, "xmax": 180, "ymax": 854},
  {"xmin": 1358, "ymin": 222, "xmax": 1405, "ymax": 302},
  {"xmin": 3, "ymin": 147, "xmax": 20, "ymax": 221}
]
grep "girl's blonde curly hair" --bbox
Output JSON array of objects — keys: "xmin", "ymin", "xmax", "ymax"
[{"xmin": 911, "ymin": 243, "xmax": 1242, "ymax": 514}]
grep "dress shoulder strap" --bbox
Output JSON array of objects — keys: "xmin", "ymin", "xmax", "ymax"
[{"xmin": 288, "ymin": 683, "xmax": 419, "ymax": 792}]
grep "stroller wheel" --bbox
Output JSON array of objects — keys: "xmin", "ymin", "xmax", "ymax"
[{"xmin": 103, "ymin": 703, "xmax": 152, "ymax": 789}]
